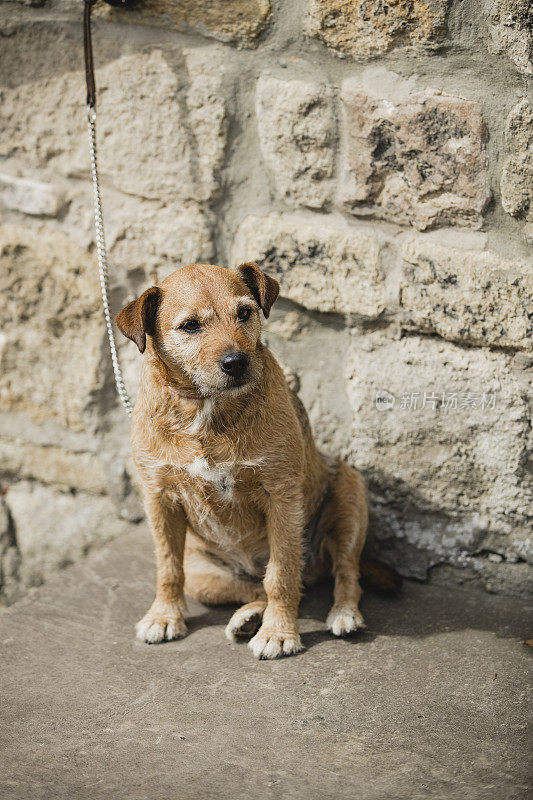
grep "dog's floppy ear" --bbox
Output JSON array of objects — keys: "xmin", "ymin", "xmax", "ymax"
[
  {"xmin": 237, "ymin": 262, "xmax": 279, "ymax": 319},
  {"xmin": 115, "ymin": 286, "xmax": 161, "ymax": 354}
]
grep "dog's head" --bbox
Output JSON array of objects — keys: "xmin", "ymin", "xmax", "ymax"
[{"xmin": 115, "ymin": 263, "xmax": 279, "ymax": 398}]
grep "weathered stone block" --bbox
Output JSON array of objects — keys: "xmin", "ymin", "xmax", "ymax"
[
  {"xmin": 487, "ymin": 0, "xmax": 532, "ymax": 75},
  {"xmin": 0, "ymin": 544, "xmax": 21, "ymax": 605},
  {"xmin": 431, "ymin": 560, "xmax": 533, "ymax": 597},
  {"xmin": 93, "ymin": 0, "xmax": 271, "ymax": 47},
  {"xmin": 98, "ymin": 50, "xmax": 226, "ymax": 202},
  {"xmin": 104, "ymin": 197, "xmax": 214, "ymax": 280},
  {"xmin": 340, "ymin": 73, "xmax": 490, "ymax": 230},
  {"xmin": 0, "ymin": 409, "xmax": 96, "ymax": 454},
  {"xmin": 400, "ymin": 237, "xmax": 533, "ymax": 350},
  {"xmin": 98, "ymin": 51, "xmax": 191, "ymax": 200},
  {"xmin": 501, "ymin": 99, "xmax": 533, "ymax": 242},
  {"xmin": 6, "ymin": 482, "xmax": 132, "ymax": 588},
  {"xmin": 182, "ymin": 47, "xmax": 229, "ymax": 202},
  {"xmin": 305, "ymin": 0, "xmax": 450, "ymax": 59},
  {"xmin": 0, "ymin": 499, "xmax": 20, "ymax": 605},
  {"xmin": 0, "ymin": 226, "xmax": 102, "ymax": 432},
  {"xmin": 0, "ymin": 441, "xmax": 106, "ymax": 495},
  {"xmin": 256, "ymin": 74, "xmax": 336, "ymax": 209},
  {"xmin": 345, "ymin": 332, "xmax": 532, "ymax": 577},
  {"xmin": 0, "ymin": 64, "xmax": 86, "ymax": 179},
  {"xmin": 3, "ymin": 0, "xmax": 46, "ymax": 6},
  {"xmin": 0, "ymin": 49, "xmax": 227, "ymax": 203},
  {"xmin": 232, "ymin": 213, "xmax": 387, "ymax": 317},
  {"xmin": 0, "ymin": 173, "xmax": 65, "ymax": 217}
]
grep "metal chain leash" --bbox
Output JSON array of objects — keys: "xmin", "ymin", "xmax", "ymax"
[
  {"xmin": 84, "ymin": 0, "xmax": 133, "ymax": 417},
  {"xmin": 87, "ymin": 105, "xmax": 133, "ymax": 417}
]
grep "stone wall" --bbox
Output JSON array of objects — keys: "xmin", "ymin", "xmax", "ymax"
[{"xmin": 0, "ymin": 0, "xmax": 531, "ymax": 602}]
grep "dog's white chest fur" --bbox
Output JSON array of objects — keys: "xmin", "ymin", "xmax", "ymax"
[
  {"xmin": 177, "ymin": 460, "xmax": 244, "ymax": 555},
  {"xmin": 184, "ymin": 456, "xmax": 235, "ymax": 499}
]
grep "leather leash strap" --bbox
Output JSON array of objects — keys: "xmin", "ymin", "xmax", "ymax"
[{"xmin": 83, "ymin": 0, "xmax": 98, "ymax": 109}]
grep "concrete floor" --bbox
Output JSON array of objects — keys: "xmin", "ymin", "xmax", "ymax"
[{"xmin": 0, "ymin": 526, "xmax": 531, "ymax": 800}]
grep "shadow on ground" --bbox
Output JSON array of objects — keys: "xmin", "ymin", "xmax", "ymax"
[{"xmin": 185, "ymin": 573, "xmax": 529, "ymax": 649}]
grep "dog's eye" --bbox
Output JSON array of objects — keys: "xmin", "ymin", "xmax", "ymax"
[
  {"xmin": 179, "ymin": 319, "xmax": 201, "ymax": 333},
  {"xmin": 237, "ymin": 307, "xmax": 252, "ymax": 323}
]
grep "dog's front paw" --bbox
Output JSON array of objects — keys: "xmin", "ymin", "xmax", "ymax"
[
  {"xmin": 225, "ymin": 601, "xmax": 266, "ymax": 641},
  {"xmin": 136, "ymin": 602, "xmax": 187, "ymax": 644},
  {"xmin": 248, "ymin": 625, "xmax": 303, "ymax": 660},
  {"xmin": 326, "ymin": 607, "xmax": 366, "ymax": 637}
]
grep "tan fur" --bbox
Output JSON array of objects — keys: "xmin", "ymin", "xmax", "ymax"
[{"xmin": 116, "ymin": 263, "xmax": 368, "ymax": 659}]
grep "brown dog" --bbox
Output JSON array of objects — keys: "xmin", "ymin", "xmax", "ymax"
[{"xmin": 116, "ymin": 263, "xmax": 370, "ymax": 659}]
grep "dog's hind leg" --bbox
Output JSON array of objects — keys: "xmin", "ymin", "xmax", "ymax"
[
  {"xmin": 224, "ymin": 600, "xmax": 268, "ymax": 641},
  {"xmin": 324, "ymin": 461, "xmax": 368, "ymax": 636},
  {"xmin": 184, "ymin": 543, "xmax": 267, "ymax": 638}
]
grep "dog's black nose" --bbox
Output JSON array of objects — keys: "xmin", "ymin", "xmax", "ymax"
[{"xmin": 220, "ymin": 351, "xmax": 249, "ymax": 379}]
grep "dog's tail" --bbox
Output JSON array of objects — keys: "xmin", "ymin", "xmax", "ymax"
[{"xmin": 360, "ymin": 555, "xmax": 402, "ymax": 594}]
